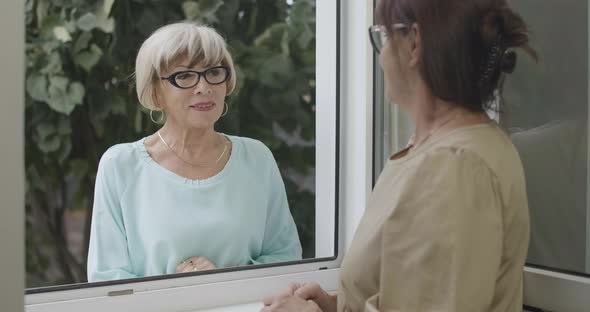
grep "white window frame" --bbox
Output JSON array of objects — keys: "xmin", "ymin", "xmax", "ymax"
[{"xmin": 13, "ymin": 0, "xmax": 377, "ymax": 311}]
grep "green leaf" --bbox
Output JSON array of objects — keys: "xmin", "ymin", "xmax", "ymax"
[
  {"xmin": 57, "ymin": 138, "xmax": 72, "ymax": 164},
  {"xmin": 26, "ymin": 74, "xmax": 48, "ymax": 101},
  {"xmin": 182, "ymin": 1, "xmax": 200, "ymax": 20},
  {"xmin": 46, "ymin": 76, "xmax": 85, "ymax": 115},
  {"xmin": 35, "ymin": 0, "xmax": 50, "ymax": 29},
  {"xmin": 291, "ymin": 0, "xmax": 314, "ymax": 25},
  {"xmin": 296, "ymin": 24, "xmax": 314, "ymax": 50},
  {"xmin": 182, "ymin": 0, "xmax": 223, "ymax": 23},
  {"xmin": 257, "ymin": 54, "xmax": 295, "ymax": 88},
  {"xmin": 69, "ymin": 82, "xmax": 86, "ymax": 106},
  {"xmin": 40, "ymin": 52, "xmax": 63, "ymax": 75},
  {"xmin": 254, "ymin": 24, "xmax": 289, "ymax": 48},
  {"xmin": 40, "ymin": 15, "xmax": 62, "ymax": 39},
  {"xmin": 96, "ymin": 17, "xmax": 115, "ymax": 33},
  {"xmin": 74, "ymin": 44, "xmax": 103, "ymax": 72},
  {"xmin": 101, "ymin": 0, "xmax": 116, "ymax": 16},
  {"xmin": 76, "ymin": 13, "xmax": 97, "ymax": 32},
  {"xmin": 73, "ymin": 32, "xmax": 92, "ymax": 54},
  {"xmin": 53, "ymin": 26, "xmax": 72, "ymax": 43},
  {"xmin": 49, "ymin": 75, "xmax": 68, "ymax": 92},
  {"xmin": 35, "ymin": 122, "xmax": 56, "ymax": 141},
  {"xmin": 35, "ymin": 131, "xmax": 60, "ymax": 153},
  {"xmin": 40, "ymin": 136, "xmax": 61, "ymax": 153}
]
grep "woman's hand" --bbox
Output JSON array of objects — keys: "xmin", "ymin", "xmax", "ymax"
[
  {"xmin": 293, "ymin": 282, "xmax": 337, "ymax": 312},
  {"xmin": 261, "ymin": 293, "xmax": 322, "ymax": 312},
  {"xmin": 176, "ymin": 256, "xmax": 216, "ymax": 273},
  {"xmin": 262, "ymin": 282, "xmax": 336, "ymax": 312}
]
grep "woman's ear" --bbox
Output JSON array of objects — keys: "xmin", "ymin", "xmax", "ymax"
[
  {"xmin": 408, "ymin": 23, "xmax": 422, "ymax": 68},
  {"xmin": 153, "ymin": 83, "xmax": 164, "ymax": 111}
]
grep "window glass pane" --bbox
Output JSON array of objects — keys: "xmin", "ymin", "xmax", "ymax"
[
  {"xmin": 503, "ymin": 0, "xmax": 589, "ymax": 275},
  {"xmin": 374, "ymin": 0, "xmax": 590, "ymax": 277},
  {"xmin": 25, "ymin": 0, "xmax": 334, "ymax": 290}
]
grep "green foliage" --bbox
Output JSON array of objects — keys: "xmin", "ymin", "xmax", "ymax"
[{"xmin": 25, "ymin": 0, "xmax": 316, "ymax": 287}]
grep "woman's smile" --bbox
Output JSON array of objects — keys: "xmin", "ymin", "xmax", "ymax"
[{"xmin": 189, "ymin": 101, "xmax": 215, "ymax": 111}]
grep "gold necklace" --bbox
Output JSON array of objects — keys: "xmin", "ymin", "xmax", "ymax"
[
  {"xmin": 157, "ymin": 131, "xmax": 228, "ymax": 168},
  {"xmin": 410, "ymin": 112, "xmax": 463, "ymax": 153}
]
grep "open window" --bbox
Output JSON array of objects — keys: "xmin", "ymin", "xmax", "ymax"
[{"xmin": 23, "ymin": 0, "xmax": 341, "ymax": 310}]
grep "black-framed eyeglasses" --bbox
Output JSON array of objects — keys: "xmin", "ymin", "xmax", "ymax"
[
  {"xmin": 369, "ymin": 23, "xmax": 408, "ymax": 54},
  {"xmin": 160, "ymin": 66, "xmax": 230, "ymax": 89}
]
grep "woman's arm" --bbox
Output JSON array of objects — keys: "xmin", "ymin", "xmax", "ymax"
[
  {"xmin": 252, "ymin": 148, "xmax": 302, "ymax": 264},
  {"xmin": 87, "ymin": 148, "xmax": 137, "ymax": 282}
]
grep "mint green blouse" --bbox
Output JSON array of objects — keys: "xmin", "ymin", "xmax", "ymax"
[{"xmin": 87, "ymin": 135, "xmax": 302, "ymax": 282}]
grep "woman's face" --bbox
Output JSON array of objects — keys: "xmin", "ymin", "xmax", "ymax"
[{"xmin": 156, "ymin": 57, "xmax": 228, "ymax": 130}]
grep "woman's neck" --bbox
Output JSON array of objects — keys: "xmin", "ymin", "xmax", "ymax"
[
  {"xmin": 411, "ymin": 95, "xmax": 463, "ymax": 143},
  {"xmin": 408, "ymin": 93, "xmax": 489, "ymax": 146},
  {"xmin": 157, "ymin": 122, "xmax": 222, "ymax": 158}
]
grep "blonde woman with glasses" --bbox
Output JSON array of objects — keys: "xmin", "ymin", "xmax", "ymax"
[{"xmin": 87, "ymin": 22, "xmax": 302, "ymax": 282}]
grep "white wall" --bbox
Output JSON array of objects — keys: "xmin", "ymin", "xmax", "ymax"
[{"xmin": 0, "ymin": 0, "xmax": 24, "ymax": 311}]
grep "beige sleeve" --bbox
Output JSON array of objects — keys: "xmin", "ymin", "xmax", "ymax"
[{"xmin": 366, "ymin": 148, "xmax": 503, "ymax": 312}]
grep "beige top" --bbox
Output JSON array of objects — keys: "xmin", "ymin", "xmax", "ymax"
[{"xmin": 338, "ymin": 122, "xmax": 530, "ymax": 312}]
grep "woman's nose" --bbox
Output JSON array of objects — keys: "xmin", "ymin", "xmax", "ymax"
[{"xmin": 193, "ymin": 78, "xmax": 212, "ymax": 94}]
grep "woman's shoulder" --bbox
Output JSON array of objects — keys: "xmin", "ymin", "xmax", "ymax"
[
  {"xmin": 435, "ymin": 122, "xmax": 516, "ymax": 156},
  {"xmin": 417, "ymin": 123, "xmax": 523, "ymax": 182},
  {"xmin": 98, "ymin": 139, "xmax": 146, "ymax": 170},
  {"xmin": 413, "ymin": 144, "xmax": 492, "ymax": 172},
  {"xmin": 227, "ymin": 135, "xmax": 274, "ymax": 159}
]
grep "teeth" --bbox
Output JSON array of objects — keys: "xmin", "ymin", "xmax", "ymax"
[{"xmin": 193, "ymin": 103, "xmax": 213, "ymax": 108}]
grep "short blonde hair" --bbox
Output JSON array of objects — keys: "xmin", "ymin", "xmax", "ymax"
[{"xmin": 135, "ymin": 22, "xmax": 237, "ymax": 111}]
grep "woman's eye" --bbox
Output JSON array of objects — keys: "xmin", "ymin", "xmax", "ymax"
[
  {"xmin": 176, "ymin": 73, "xmax": 193, "ymax": 80},
  {"xmin": 207, "ymin": 69, "xmax": 221, "ymax": 76}
]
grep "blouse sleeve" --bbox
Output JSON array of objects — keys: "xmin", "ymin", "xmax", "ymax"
[
  {"xmin": 252, "ymin": 148, "xmax": 302, "ymax": 264},
  {"xmin": 87, "ymin": 149, "xmax": 137, "ymax": 282},
  {"xmin": 366, "ymin": 148, "xmax": 504, "ymax": 311}
]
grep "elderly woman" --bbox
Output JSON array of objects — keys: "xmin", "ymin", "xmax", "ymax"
[
  {"xmin": 87, "ymin": 22, "xmax": 302, "ymax": 282},
  {"xmin": 263, "ymin": 0, "xmax": 535, "ymax": 311}
]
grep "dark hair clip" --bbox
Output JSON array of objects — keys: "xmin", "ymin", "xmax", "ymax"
[
  {"xmin": 480, "ymin": 39, "xmax": 517, "ymax": 85},
  {"xmin": 480, "ymin": 44, "xmax": 502, "ymax": 83}
]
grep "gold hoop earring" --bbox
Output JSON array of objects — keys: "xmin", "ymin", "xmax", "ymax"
[
  {"xmin": 220, "ymin": 102, "xmax": 229, "ymax": 117},
  {"xmin": 150, "ymin": 109, "xmax": 165, "ymax": 123}
]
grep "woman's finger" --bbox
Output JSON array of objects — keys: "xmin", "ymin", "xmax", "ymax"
[
  {"xmin": 176, "ymin": 259, "xmax": 192, "ymax": 273},
  {"xmin": 294, "ymin": 282, "xmax": 322, "ymax": 300}
]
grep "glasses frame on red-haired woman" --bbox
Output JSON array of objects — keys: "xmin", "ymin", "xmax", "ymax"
[{"xmin": 368, "ymin": 23, "xmax": 408, "ymax": 54}]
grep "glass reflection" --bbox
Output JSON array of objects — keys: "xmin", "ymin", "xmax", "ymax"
[{"xmin": 503, "ymin": 0, "xmax": 589, "ymax": 274}]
